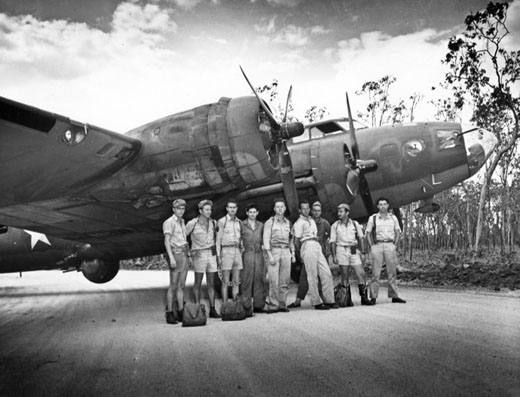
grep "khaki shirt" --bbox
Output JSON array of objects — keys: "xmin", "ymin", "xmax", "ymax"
[
  {"xmin": 293, "ymin": 215, "xmax": 318, "ymax": 242},
  {"xmin": 366, "ymin": 213, "xmax": 400, "ymax": 242},
  {"xmin": 216, "ymin": 215, "xmax": 242, "ymax": 254},
  {"xmin": 186, "ymin": 216, "xmax": 216, "ymax": 250},
  {"xmin": 331, "ymin": 219, "xmax": 363, "ymax": 246},
  {"xmin": 162, "ymin": 214, "xmax": 187, "ymax": 248},
  {"xmin": 263, "ymin": 216, "xmax": 293, "ymax": 251}
]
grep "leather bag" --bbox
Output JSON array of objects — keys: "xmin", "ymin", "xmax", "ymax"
[
  {"xmin": 182, "ymin": 302, "xmax": 207, "ymax": 327},
  {"xmin": 334, "ymin": 284, "xmax": 349, "ymax": 308},
  {"xmin": 221, "ymin": 299, "xmax": 246, "ymax": 321}
]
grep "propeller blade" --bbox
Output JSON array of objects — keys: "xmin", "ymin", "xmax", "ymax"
[
  {"xmin": 239, "ymin": 65, "xmax": 280, "ymax": 129},
  {"xmin": 345, "ymin": 92, "xmax": 359, "ymax": 162},
  {"xmin": 282, "ymin": 85, "xmax": 292, "ymax": 123},
  {"xmin": 279, "ymin": 141, "xmax": 299, "ymax": 216},
  {"xmin": 345, "ymin": 169, "xmax": 360, "ymax": 199},
  {"xmin": 359, "ymin": 175, "xmax": 375, "ymax": 214}
]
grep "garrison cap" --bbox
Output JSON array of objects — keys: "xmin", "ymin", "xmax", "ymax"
[
  {"xmin": 337, "ymin": 203, "xmax": 350, "ymax": 210},
  {"xmin": 312, "ymin": 201, "xmax": 322, "ymax": 208},
  {"xmin": 172, "ymin": 199, "xmax": 186, "ymax": 208},
  {"xmin": 198, "ymin": 199, "xmax": 213, "ymax": 209}
]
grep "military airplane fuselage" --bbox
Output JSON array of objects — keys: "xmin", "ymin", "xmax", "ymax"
[{"xmin": 0, "ymin": 95, "xmax": 496, "ymax": 282}]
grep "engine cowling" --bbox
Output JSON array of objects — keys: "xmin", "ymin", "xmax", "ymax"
[{"xmin": 81, "ymin": 259, "xmax": 119, "ymax": 283}]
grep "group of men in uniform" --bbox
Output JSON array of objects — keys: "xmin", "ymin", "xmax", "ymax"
[{"xmin": 162, "ymin": 196, "xmax": 406, "ymax": 324}]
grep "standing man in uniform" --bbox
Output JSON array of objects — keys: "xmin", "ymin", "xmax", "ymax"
[
  {"xmin": 216, "ymin": 199, "xmax": 243, "ymax": 302},
  {"xmin": 263, "ymin": 198, "xmax": 295, "ymax": 313},
  {"xmin": 186, "ymin": 199, "xmax": 221, "ymax": 318},
  {"xmin": 293, "ymin": 200, "xmax": 338, "ymax": 310},
  {"xmin": 240, "ymin": 203, "xmax": 267, "ymax": 313},
  {"xmin": 366, "ymin": 197, "xmax": 406, "ymax": 305},
  {"xmin": 288, "ymin": 201, "xmax": 330, "ymax": 308},
  {"xmin": 330, "ymin": 203, "xmax": 372, "ymax": 306},
  {"xmin": 163, "ymin": 198, "xmax": 190, "ymax": 324}
]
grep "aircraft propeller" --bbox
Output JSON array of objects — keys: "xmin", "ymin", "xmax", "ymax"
[
  {"xmin": 240, "ymin": 66, "xmax": 303, "ymax": 216},
  {"xmin": 344, "ymin": 93, "xmax": 378, "ymax": 215}
]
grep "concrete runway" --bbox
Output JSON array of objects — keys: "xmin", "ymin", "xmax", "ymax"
[{"xmin": 0, "ymin": 271, "xmax": 518, "ymax": 397}]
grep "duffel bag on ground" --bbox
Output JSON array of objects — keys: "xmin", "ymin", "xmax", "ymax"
[
  {"xmin": 221, "ymin": 299, "xmax": 246, "ymax": 321},
  {"xmin": 334, "ymin": 284, "xmax": 349, "ymax": 307},
  {"xmin": 182, "ymin": 302, "xmax": 207, "ymax": 327}
]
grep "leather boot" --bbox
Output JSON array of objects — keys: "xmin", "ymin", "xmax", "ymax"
[
  {"xmin": 359, "ymin": 284, "xmax": 372, "ymax": 306},
  {"xmin": 175, "ymin": 308, "xmax": 183, "ymax": 322},
  {"xmin": 209, "ymin": 306, "xmax": 221, "ymax": 319},
  {"xmin": 165, "ymin": 311, "xmax": 177, "ymax": 324},
  {"xmin": 346, "ymin": 285, "xmax": 354, "ymax": 307}
]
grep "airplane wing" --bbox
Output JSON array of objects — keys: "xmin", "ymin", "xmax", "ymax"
[{"xmin": 0, "ymin": 96, "xmax": 152, "ymax": 257}]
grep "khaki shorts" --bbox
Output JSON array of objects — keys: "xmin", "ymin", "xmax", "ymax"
[
  {"xmin": 192, "ymin": 249, "xmax": 218, "ymax": 273},
  {"xmin": 220, "ymin": 247, "xmax": 243, "ymax": 271},
  {"xmin": 336, "ymin": 246, "xmax": 362, "ymax": 267},
  {"xmin": 169, "ymin": 251, "xmax": 189, "ymax": 273}
]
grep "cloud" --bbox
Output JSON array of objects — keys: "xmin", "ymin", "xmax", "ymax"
[
  {"xmin": 328, "ymin": 29, "xmax": 454, "ymax": 120},
  {"xmin": 272, "ymin": 24, "xmax": 309, "ymax": 46},
  {"xmin": 266, "ymin": 0, "xmax": 302, "ymax": 7},
  {"xmin": 334, "ymin": 29, "xmax": 449, "ymax": 94},
  {"xmin": 310, "ymin": 25, "xmax": 329, "ymax": 35},
  {"xmin": 254, "ymin": 15, "xmax": 276, "ymax": 34},
  {"xmin": 163, "ymin": 0, "xmax": 220, "ymax": 10}
]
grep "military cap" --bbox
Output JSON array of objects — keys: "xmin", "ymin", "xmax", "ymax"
[
  {"xmin": 198, "ymin": 199, "xmax": 213, "ymax": 209},
  {"xmin": 337, "ymin": 203, "xmax": 350, "ymax": 210},
  {"xmin": 312, "ymin": 201, "xmax": 322, "ymax": 208},
  {"xmin": 172, "ymin": 199, "xmax": 186, "ymax": 208}
]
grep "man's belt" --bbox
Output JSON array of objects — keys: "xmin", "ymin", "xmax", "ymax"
[
  {"xmin": 271, "ymin": 244, "xmax": 289, "ymax": 249},
  {"xmin": 376, "ymin": 240, "xmax": 394, "ymax": 244},
  {"xmin": 171, "ymin": 245, "xmax": 189, "ymax": 254},
  {"xmin": 302, "ymin": 238, "xmax": 319, "ymax": 243},
  {"xmin": 221, "ymin": 243, "xmax": 240, "ymax": 248},
  {"xmin": 191, "ymin": 245, "xmax": 216, "ymax": 251},
  {"xmin": 338, "ymin": 244, "xmax": 357, "ymax": 248}
]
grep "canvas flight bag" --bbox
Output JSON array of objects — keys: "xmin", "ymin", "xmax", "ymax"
[
  {"xmin": 237, "ymin": 295, "xmax": 253, "ymax": 318},
  {"xmin": 182, "ymin": 302, "xmax": 207, "ymax": 327},
  {"xmin": 334, "ymin": 284, "xmax": 349, "ymax": 308},
  {"xmin": 221, "ymin": 299, "xmax": 246, "ymax": 321}
]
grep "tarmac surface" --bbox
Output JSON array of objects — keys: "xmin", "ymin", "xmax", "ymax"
[{"xmin": 0, "ymin": 270, "xmax": 518, "ymax": 396}]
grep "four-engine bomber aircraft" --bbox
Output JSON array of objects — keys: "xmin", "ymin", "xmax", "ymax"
[{"xmin": 0, "ymin": 70, "xmax": 497, "ymax": 283}]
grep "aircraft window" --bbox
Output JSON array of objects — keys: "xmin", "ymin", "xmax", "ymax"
[
  {"xmin": 310, "ymin": 127, "xmax": 324, "ymax": 140},
  {"xmin": 0, "ymin": 225, "xmax": 7, "ymax": 234},
  {"xmin": 404, "ymin": 140, "xmax": 424, "ymax": 157},
  {"xmin": 437, "ymin": 130, "xmax": 462, "ymax": 150},
  {"xmin": 381, "ymin": 144, "xmax": 400, "ymax": 160}
]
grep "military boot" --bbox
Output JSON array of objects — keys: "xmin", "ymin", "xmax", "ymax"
[
  {"xmin": 346, "ymin": 285, "xmax": 354, "ymax": 307},
  {"xmin": 359, "ymin": 284, "xmax": 372, "ymax": 306},
  {"xmin": 165, "ymin": 311, "xmax": 178, "ymax": 324}
]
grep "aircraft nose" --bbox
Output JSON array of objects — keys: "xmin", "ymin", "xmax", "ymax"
[{"xmin": 461, "ymin": 125, "xmax": 498, "ymax": 176}]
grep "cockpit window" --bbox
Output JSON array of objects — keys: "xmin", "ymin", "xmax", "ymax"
[
  {"xmin": 310, "ymin": 127, "xmax": 324, "ymax": 140},
  {"xmin": 437, "ymin": 130, "xmax": 462, "ymax": 150},
  {"xmin": 404, "ymin": 140, "xmax": 425, "ymax": 157}
]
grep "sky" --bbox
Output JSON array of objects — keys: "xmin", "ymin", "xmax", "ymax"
[{"xmin": 0, "ymin": 0, "xmax": 519, "ymax": 132}]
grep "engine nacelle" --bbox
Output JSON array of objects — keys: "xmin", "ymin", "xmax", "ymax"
[{"xmin": 81, "ymin": 259, "xmax": 119, "ymax": 283}]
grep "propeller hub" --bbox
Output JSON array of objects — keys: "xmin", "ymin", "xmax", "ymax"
[{"xmin": 279, "ymin": 122, "xmax": 304, "ymax": 141}]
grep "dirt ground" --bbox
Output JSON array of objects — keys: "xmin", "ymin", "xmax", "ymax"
[{"xmin": 0, "ymin": 270, "xmax": 518, "ymax": 396}]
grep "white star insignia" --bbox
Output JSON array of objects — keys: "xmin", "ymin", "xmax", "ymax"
[{"xmin": 23, "ymin": 230, "xmax": 51, "ymax": 250}]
